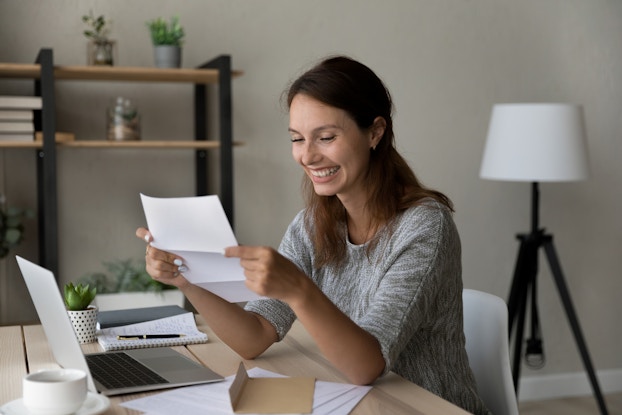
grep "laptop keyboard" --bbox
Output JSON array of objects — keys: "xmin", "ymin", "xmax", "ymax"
[{"xmin": 86, "ymin": 352, "xmax": 169, "ymax": 390}]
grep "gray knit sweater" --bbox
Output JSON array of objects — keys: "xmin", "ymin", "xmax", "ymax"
[{"xmin": 245, "ymin": 199, "xmax": 489, "ymax": 415}]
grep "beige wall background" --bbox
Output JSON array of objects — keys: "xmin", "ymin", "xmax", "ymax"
[{"xmin": 1, "ymin": 0, "xmax": 620, "ymax": 401}]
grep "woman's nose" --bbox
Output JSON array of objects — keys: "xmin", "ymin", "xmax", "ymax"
[{"xmin": 299, "ymin": 142, "xmax": 321, "ymax": 166}]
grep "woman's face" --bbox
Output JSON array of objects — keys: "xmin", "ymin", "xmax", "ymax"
[{"xmin": 289, "ymin": 94, "xmax": 382, "ymax": 204}]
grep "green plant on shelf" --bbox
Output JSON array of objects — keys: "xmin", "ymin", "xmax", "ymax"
[
  {"xmin": 82, "ymin": 11, "xmax": 114, "ymax": 65},
  {"xmin": 82, "ymin": 11, "xmax": 112, "ymax": 43},
  {"xmin": 146, "ymin": 16, "xmax": 185, "ymax": 46},
  {"xmin": 78, "ymin": 258, "xmax": 176, "ymax": 294}
]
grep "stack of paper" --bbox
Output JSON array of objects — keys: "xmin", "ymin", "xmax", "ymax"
[
  {"xmin": 97, "ymin": 312, "xmax": 208, "ymax": 351},
  {"xmin": 121, "ymin": 366, "xmax": 372, "ymax": 415}
]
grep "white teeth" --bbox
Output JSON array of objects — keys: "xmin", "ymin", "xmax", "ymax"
[{"xmin": 311, "ymin": 167, "xmax": 340, "ymax": 178}]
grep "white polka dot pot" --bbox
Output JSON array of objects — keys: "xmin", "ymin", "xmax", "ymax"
[{"xmin": 67, "ymin": 306, "xmax": 98, "ymax": 344}]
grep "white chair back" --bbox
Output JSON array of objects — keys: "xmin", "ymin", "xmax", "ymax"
[{"xmin": 463, "ymin": 289, "xmax": 519, "ymax": 415}]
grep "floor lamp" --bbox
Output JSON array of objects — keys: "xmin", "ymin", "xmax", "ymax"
[{"xmin": 479, "ymin": 103, "xmax": 609, "ymax": 415}]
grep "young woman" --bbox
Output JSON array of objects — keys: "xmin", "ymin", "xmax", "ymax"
[{"xmin": 137, "ymin": 56, "xmax": 489, "ymax": 415}]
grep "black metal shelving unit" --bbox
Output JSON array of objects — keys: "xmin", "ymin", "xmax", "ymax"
[{"xmin": 1, "ymin": 48, "xmax": 238, "ymax": 278}]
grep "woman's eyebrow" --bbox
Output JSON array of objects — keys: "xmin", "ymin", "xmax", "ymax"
[{"xmin": 288, "ymin": 124, "xmax": 342, "ymax": 135}]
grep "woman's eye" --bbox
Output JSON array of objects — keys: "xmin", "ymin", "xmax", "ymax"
[
  {"xmin": 290, "ymin": 137, "xmax": 304, "ymax": 143},
  {"xmin": 320, "ymin": 136, "xmax": 336, "ymax": 142}
]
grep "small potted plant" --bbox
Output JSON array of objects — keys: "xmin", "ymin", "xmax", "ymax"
[
  {"xmin": 146, "ymin": 16, "xmax": 185, "ymax": 68},
  {"xmin": 64, "ymin": 282, "xmax": 98, "ymax": 344},
  {"xmin": 82, "ymin": 11, "xmax": 114, "ymax": 66}
]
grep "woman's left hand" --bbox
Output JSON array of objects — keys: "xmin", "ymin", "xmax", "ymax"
[{"xmin": 224, "ymin": 246, "xmax": 308, "ymax": 303}]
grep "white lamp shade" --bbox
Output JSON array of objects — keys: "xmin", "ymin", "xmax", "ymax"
[{"xmin": 480, "ymin": 103, "xmax": 590, "ymax": 182}]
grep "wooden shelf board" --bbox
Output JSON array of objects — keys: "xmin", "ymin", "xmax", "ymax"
[
  {"xmin": 0, "ymin": 63, "xmax": 243, "ymax": 84},
  {"xmin": 0, "ymin": 141, "xmax": 41, "ymax": 148},
  {"xmin": 0, "ymin": 140, "xmax": 244, "ymax": 149},
  {"xmin": 0, "ymin": 63, "xmax": 40, "ymax": 79}
]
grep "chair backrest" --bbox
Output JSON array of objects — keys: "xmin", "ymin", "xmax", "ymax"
[{"xmin": 463, "ymin": 289, "xmax": 519, "ymax": 415}]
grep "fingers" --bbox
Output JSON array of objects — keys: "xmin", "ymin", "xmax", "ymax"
[
  {"xmin": 223, "ymin": 245, "xmax": 242, "ymax": 257},
  {"xmin": 138, "ymin": 227, "xmax": 187, "ymax": 283},
  {"xmin": 224, "ymin": 246, "xmax": 303, "ymax": 301},
  {"xmin": 225, "ymin": 245, "xmax": 270, "ymax": 259},
  {"xmin": 136, "ymin": 227, "xmax": 152, "ymax": 243},
  {"xmin": 145, "ymin": 243, "xmax": 173, "ymax": 262},
  {"xmin": 225, "ymin": 246, "xmax": 273, "ymax": 274},
  {"xmin": 145, "ymin": 255, "xmax": 188, "ymax": 287},
  {"xmin": 138, "ymin": 228, "xmax": 180, "ymax": 269},
  {"xmin": 146, "ymin": 245, "xmax": 186, "ymax": 273}
]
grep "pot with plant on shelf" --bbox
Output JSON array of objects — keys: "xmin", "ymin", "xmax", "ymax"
[
  {"xmin": 146, "ymin": 16, "xmax": 185, "ymax": 68},
  {"xmin": 64, "ymin": 282, "xmax": 98, "ymax": 344},
  {"xmin": 82, "ymin": 11, "xmax": 115, "ymax": 66}
]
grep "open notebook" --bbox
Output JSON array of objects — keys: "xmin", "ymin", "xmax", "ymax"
[{"xmin": 97, "ymin": 312, "xmax": 208, "ymax": 351}]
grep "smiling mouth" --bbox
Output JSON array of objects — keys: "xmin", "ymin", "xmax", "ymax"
[{"xmin": 310, "ymin": 166, "xmax": 340, "ymax": 178}]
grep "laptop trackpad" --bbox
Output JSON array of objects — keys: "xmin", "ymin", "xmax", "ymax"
[{"xmin": 141, "ymin": 356, "xmax": 200, "ymax": 372}]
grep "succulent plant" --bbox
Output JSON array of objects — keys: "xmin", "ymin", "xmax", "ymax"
[{"xmin": 64, "ymin": 282, "xmax": 97, "ymax": 311}]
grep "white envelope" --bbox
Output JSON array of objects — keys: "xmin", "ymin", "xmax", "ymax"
[{"xmin": 140, "ymin": 194, "xmax": 261, "ymax": 303}]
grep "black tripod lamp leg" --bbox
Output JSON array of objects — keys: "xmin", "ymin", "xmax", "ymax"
[
  {"xmin": 508, "ymin": 236, "xmax": 531, "ymax": 332},
  {"xmin": 511, "ymin": 284, "xmax": 528, "ymax": 391},
  {"xmin": 543, "ymin": 239, "xmax": 609, "ymax": 415},
  {"xmin": 507, "ymin": 238, "xmax": 532, "ymax": 391},
  {"xmin": 508, "ymin": 246, "xmax": 525, "ymax": 332}
]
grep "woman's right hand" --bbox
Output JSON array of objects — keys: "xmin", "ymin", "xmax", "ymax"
[
  {"xmin": 135, "ymin": 227, "xmax": 190, "ymax": 290},
  {"xmin": 137, "ymin": 228, "xmax": 280, "ymax": 360}
]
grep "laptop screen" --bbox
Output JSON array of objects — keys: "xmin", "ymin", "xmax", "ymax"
[
  {"xmin": 16, "ymin": 255, "xmax": 224, "ymax": 396},
  {"xmin": 16, "ymin": 256, "xmax": 98, "ymax": 392}
]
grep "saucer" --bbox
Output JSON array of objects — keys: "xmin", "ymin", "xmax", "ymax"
[{"xmin": 0, "ymin": 392, "xmax": 110, "ymax": 415}]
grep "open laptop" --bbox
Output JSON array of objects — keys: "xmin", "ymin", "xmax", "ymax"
[{"xmin": 16, "ymin": 255, "xmax": 224, "ymax": 396}]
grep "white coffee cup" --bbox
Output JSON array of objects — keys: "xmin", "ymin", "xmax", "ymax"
[{"xmin": 22, "ymin": 368, "xmax": 88, "ymax": 415}]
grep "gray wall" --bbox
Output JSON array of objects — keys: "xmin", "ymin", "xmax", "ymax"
[{"xmin": 1, "ymin": 0, "xmax": 620, "ymax": 398}]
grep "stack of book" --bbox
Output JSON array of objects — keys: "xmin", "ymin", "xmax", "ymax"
[{"xmin": 0, "ymin": 95, "xmax": 42, "ymax": 142}]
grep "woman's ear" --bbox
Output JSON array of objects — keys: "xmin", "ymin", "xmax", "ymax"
[{"xmin": 370, "ymin": 117, "xmax": 387, "ymax": 149}]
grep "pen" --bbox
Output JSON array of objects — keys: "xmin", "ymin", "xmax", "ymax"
[{"xmin": 117, "ymin": 334, "xmax": 187, "ymax": 340}]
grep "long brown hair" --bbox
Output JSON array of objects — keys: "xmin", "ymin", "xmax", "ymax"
[{"xmin": 286, "ymin": 56, "xmax": 453, "ymax": 268}]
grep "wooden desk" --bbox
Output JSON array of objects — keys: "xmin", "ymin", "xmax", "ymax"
[{"xmin": 0, "ymin": 319, "xmax": 469, "ymax": 415}]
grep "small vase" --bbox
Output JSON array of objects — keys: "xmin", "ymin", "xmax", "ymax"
[
  {"xmin": 87, "ymin": 40, "xmax": 115, "ymax": 66},
  {"xmin": 67, "ymin": 306, "xmax": 98, "ymax": 344},
  {"xmin": 107, "ymin": 97, "xmax": 141, "ymax": 141},
  {"xmin": 153, "ymin": 45, "xmax": 182, "ymax": 68}
]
